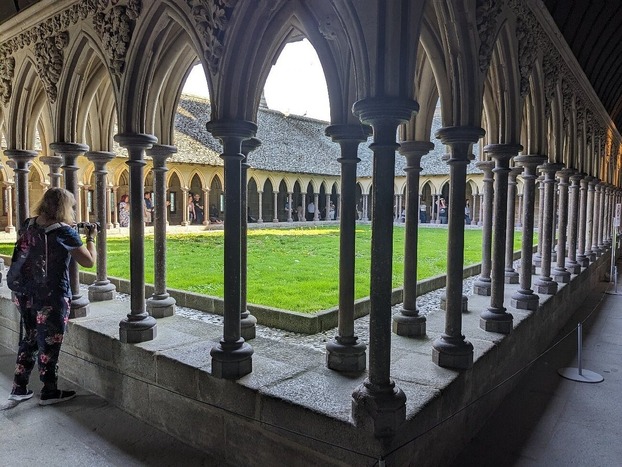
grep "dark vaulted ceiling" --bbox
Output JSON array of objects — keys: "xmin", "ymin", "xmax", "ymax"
[{"xmin": 544, "ymin": 0, "xmax": 622, "ymax": 133}]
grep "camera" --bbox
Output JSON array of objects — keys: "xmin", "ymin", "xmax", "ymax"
[{"xmin": 76, "ymin": 222, "xmax": 101, "ymax": 234}]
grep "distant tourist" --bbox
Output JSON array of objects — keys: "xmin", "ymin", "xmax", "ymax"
[
  {"xmin": 143, "ymin": 192, "xmax": 153, "ymax": 224},
  {"xmin": 187, "ymin": 194, "xmax": 195, "ymax": 224},
  {"xmin": 307, "ymin": 201, "xmax": 316, "ymax": 221},
  {"xmin": 419, "ymin": 202, "xmax": 427, "ymax": 223},
  {"xmin": 119, "ymin": 194, "xmax": 129, "ymax": 227},
  {"xmin": 192, "ymin": 193, "xmax": 204, "ymax": 224},
  {"xmin": 438, "ymin": 197, "xmax": 448, "ymax": 224}
]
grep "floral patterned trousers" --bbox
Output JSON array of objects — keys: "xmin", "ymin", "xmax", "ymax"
[{"xmin": 13, "ymin": 295, "xmax": 70, "ymax": 392}]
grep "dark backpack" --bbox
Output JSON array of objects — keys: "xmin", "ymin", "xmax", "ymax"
[{"xmin": 7, "ymin": 218, "xmax": 64, "ymax": 295}]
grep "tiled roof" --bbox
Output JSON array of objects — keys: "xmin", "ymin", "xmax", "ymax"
[{"xmin": 146, "ymin": 95, "xmax": 483, "ymax": 177}]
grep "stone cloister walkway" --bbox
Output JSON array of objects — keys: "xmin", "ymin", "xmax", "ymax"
[{"xmin": 1, "ymin": 249, "xmax": 618, "ymax": 465}]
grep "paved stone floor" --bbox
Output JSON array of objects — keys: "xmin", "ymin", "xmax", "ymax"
[
  {"xmin": 0, "ymin": 347, "xmax": 228, "ymax": 466},
  {"xmin": 1, "ymin": 261, "xmax": 620, "ymax": 466},
  {"xmin": 452, "ymin": 268, "xmax": 622, "ymax": 467}
]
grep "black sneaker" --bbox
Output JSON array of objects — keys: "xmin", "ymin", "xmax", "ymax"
[
  {"xmin": 8, "ymin": 389, "xmax": 34, "ymax": 402},
  {"xmin": 39, "ymin": 389, "xmax": 76, "ymax": 406}
]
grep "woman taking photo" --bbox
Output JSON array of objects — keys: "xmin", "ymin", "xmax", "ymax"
[{"xmin": 8, "ymin": 188, "xmax": 97, "ymax": 406}]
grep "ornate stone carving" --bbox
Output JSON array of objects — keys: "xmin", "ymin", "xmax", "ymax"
[
  {"xmin": 34, "ymin": 32, "xmax": 69, "ymax": 103},
  {"xmin": 516, "ymin": 14, "xmax": 538, "ymax": 97},
  {"xmin": 93, "ymin": 1, "xmax": 142, "ymax": 76},
  {"xmin": 561, "ymin": 79, "xmax": 572, "ymax": 129},
  {"xmin": 186, "ymin": 0, "xmax": 237, "ymax": 75},
  {"xmin": 543, "ymin": 54, "xmax": 559, "ymax": 119},
  {"xmin": 477, "ymin": 0, "xmax": 502, "ymax": 72},
  {"xmin": 0, "ymin": 56, "xmax": 15, "ymax": 105}
]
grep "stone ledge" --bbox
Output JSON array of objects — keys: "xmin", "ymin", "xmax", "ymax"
[{"xmin": 0, "ymin": 250, "xmax": 608, "ymax": 465}]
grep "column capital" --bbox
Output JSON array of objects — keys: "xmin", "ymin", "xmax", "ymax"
[
  {"xmin": 483, "ymin": 143, "xmax": 523, "ymax": 158},
  {"xmin": 325, "ymin": 123, "xmax": 372, "ymax": 143},
  {"xmin": 539, "ymin": 162, "xmax": 565, "ymax": 176},
  {"xmin": 570, "ymin": 172, "xmax": 585, "ymax": 183},
  {"xmin": 49, "ymin": 142, "xmax": 89, "ymax": 156},
  {"xmin": 85, "ymin": 150, "xmax": 116, "ymax": 167},
  {"xmin": 352, "ymin": 97, "xmax": 418, "ymax": 126},
  {"xmin": 4, "ymin": 149, "xmax": 37, "ymax": 167},
  {"xmin": 399, "ymin": 140, "xmax": 434, "ymax": 173},
  {"xmin": 113, "ymin": 133, "xmax": 157, "ymax": 150},
  {"xmin": 39, "ymin": 155, "xmax": 63, "ymax": 168},
  {"xmin": 475, "ymin": 160, "xmax": 495, "ymax": 176},
  {"xmin": 146, "ymin": 144, "xmax": 177, "ymax": 169},
  {"xmin": 556, "ymin": 167, "xmax": 574, "ymax": 184},
  {"xmin": 509, "ymin": 166, "xmax": 523, "ymax": 183},
  {"xmin": 242, "ymin": 137, "xmax": 262, "ymax": 155},
  {"xmin": 206, "ymin": 119, "xmax": 257, "ymax": 140},
  {"xmin": 514, "ymin": 154, "xmax": 547, "ymax": 170}
]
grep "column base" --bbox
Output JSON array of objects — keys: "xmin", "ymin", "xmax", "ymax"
[
  {"xmin": 4, "ymin": 226, "xmax": 15, "ymax": 234},
  {"xmin": 326, "ymin": 338, "xmax": 367, "ymax": 372},
  {"xmin": 534, "ymin": 277, "xmax": 558, "ymax": 295},
  {"xmin": 473, "ymin": 277, "xmax": 491, "ymax": 296},
  {"xmin": 439, "ymin": 295, "xmax": 468, "ymax": 313},
  {"xmin": 70, "ymin": 294, "xmax": 90, "ymax": 319},
  {"xmin": 504, "ymin": 270, "xmax": 519, "ymax": 284},
  {"xmin": 119, "ymin": 315, "xmax": 157, "ymax": 343},
  {"xmin": 146, "ymin": 295, "xmax": 176, "ymax": 318},
  {"xmin": 480, "ymin": 308, "xmax": 513, "ymax": 334},
  {"xmin": 392, "ymin": 308, "xmax": 426, "ymax": 337},
  {"xmin": 352, "ymin": 379, "xmax": 406, "ymax": 438},
  {"xmin": 510, "ymin": 289, "xmax": 539, "ymax": 311},
  {"xmin": 211, "ymin": 340, "xmax": 253, "ymax": 379},
  {"xmin": 241, "ymin": 313, "xmax": 257, "ymax": 341},
  {"xmin": 552, "ymin": 268, "xmax": 571, "ymax": 283},
  {"xmin": 432, "ymin": 335, "xmax": 473, "ymax": 369},
  {"xmin": 88, "ymin": 281, "xmax": 116, "ymax": 302},
  {"xmin": 533, "ymin": 254, "xmax": 542, "ymax": 267},
  {"xmin": 565, "ymin": 260, "xmax": 581, "ymax": 275},
  {"xmin": 576, "ymin": 254, "xmax": 589, "ymax": 268}
]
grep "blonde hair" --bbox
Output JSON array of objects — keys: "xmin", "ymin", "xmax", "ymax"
[{"xmin": 34, "ymin": 187, "xmax": 76, "ymax": 224}]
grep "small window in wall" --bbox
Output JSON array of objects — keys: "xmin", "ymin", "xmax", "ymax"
[
  {"xmin": 87, "ymin": 190, "xmax": 94, "ymax": 214},
  {"xmin": 169, "ymin": 191, "xmax": 176, "ymax": 213},
  {"xmin": 110, "ymin": 191, "xmax": 115, "ymax": 211}
]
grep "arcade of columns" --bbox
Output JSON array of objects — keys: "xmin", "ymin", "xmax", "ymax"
[{"xmin": 1, "ymin": 0, "xmax": 621, "ymax": 438}]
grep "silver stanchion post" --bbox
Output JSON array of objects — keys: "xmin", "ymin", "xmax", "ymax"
[{"xmin": 558, "ymin": 322, "xmax": 604, "ymax": 383}]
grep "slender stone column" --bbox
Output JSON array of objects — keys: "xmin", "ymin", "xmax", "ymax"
[
  {"xmin": 534, "ymin": 176, "xmax": 545, "ymax": 267},
  {"xmin": 181, "ymin": 187, "xmax": 189, "ymax": 226},
  {"xmin": 85, "ymin": 151, "xmax": 117, "ymax": 302},
  {"xmin": 287, "ymin": 192, "xmax": 293, "ymax": 222},
  {"xmin": 257, "ymin": 191, "xmax": 263, "ymax": 223},
  {"xmin": 605, "ymin": 186, "xmax": 613, "ymax": 245},
  {"xmin": 351, "ymin": 97, "xmax": 418, "ymax": 436},
  {"xmin": 112, "ymin": 186, "xmax": 120, "ymax": 227},
  {"xmin": 5, "ymin": 150, "xmax": 37, "ymax": 230},
  {"xmin": 533, "ymin": 163, "xmax": 563, "ymax": 295},
  {"xmin": 325, "ymin": 124, "xmax": 370, "ymax": 371},
  {"xmin": 478, "ymin": 193, "xmax": 484, "ymax": 226},
  {"xmin": 301, "ymin": 193, "xmax": 307, "ymax": 221},
  {"xmin": 552, "ymin": 168, "xmax": 572, "ymax": 283},
  {"xmin": 597, "ymin": 183, "xmax": 607, "ymax": 249},
  {"xmin": 432, "ymin": 125, "xmax": 484, "ymax": 369},
  {"xmin": 325, "ymin": 193, "xmax": 331, "ymax": 220},
  {"xmin": 591, "ymin": 180, "xmax": 602, "ymax": 256},
  {"xmin": 393, "ymin": 140, "xmax": 434, "ymax": 337},
  {"xmin": 576, "ymin": 175, "xmax": 591, "ymax": 267},
  {"xmin": 516, "ymin": 194, "xmax": 523, "ymax": 227},
  {"xmin": 202, "ymin": 189, "xmax": 209, "ymax": 225},
  {"xmin": 50, "ymin": 143, "xmax": 91, "ymax": 319},
  {"xmin": 511, "ymin": 155, "xmax": 547, "ymax": 310},
  {"xmin": 145, "ymin": 145, "xmax": 177, "ymax": 318},
  {"xmin": 473, "ymin": 161, "xmax": 494, "ymax": 295},
  {"xmin": 81, "ymin": 184, "xmax": 90, "ymax": 222},
  {"xmin": 106, "ymin": 186, "xmax": 113, "ymax": 229},
  {"xmin": 3, "ymin": 182, "xmax": 15, "ymax": 233},
  {"xmin": 363, "ymin": 194, "xmax": 369, "ymax": 221},
  {"xmin": 585, "ymin": 177, "xmax": 598, "ymax": 262},
  {"xmin": 504, "ymin": 167, "xmax": 523, "ymax": 284},
  {"xmin": 480, "ymin": 144, "xmax": 520, "ymax": 334},
  {"xmin": 206, "ymin": 119, "xmax": 256, "ymax": 379},
  {"xmin": 272, "ymin": 191, "xmax": 279, "ymax": 222},
  {"xmin": 240, "ymin": 137, "xmax": 261, "ymax": 341},
  {"xmin": 40, "ymin": 155, "xmax": 63, "ymax": 188},
  {"xmin": 113, "ymin": 134, "xmax": 158, "ymax": 343},
  {"xmin": 313, "ymin": 193, "xmax": 320, "ymax": 221},
  {"xmin": 566, "ymin": 172, "xmax": 583, "ymax": 274}
]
